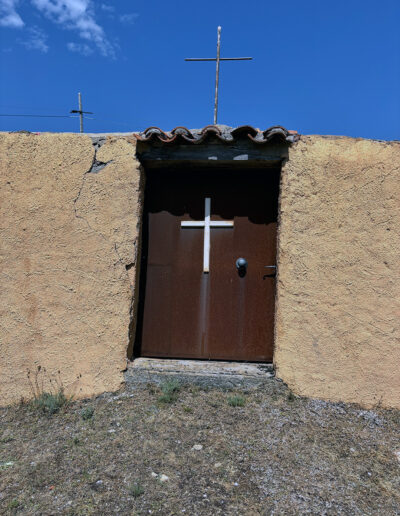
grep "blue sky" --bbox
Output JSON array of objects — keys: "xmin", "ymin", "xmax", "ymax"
[{"xmin": 0, "ymin": 0, "xmax": 399, "ymax": 139}]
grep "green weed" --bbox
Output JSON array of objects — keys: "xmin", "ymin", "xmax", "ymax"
[
  {"xmin": 158, "ymin": 393, "xmax": 176, "ymax": 404},
  {"xmin": 81, "ymin": 407, "xmax": 95, "ymax": 420},
  {"xmin": 129, "ymin": 482, "xmax": 144, "ymax": 498},
  {"xmin": 158, "ymin": 379, "xmax": 181, "ymax": 404},
  {"xmin": 32, "ymin": 390, "xmax": 69, "ymax": 415},
  {"xmin": 27, "ymin": 366, "xmax": 72, "ymax": 415},
  {"xmin": 7, "ymin": 499, "xmax": 19, "ymax": 511},
  {"xmin": 0, "ymin": 435, "xmax": 14, "ymax": 443},
  {"xmin": 287, "ymin": 391, "xmax": 296, "ymax": 402},
  {"xmin": 227, "ymin": 395, "xmax": 246, "ymax": 407}
]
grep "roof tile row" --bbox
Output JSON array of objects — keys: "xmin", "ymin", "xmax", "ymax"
[{"xmin": 135, "ymin": 125, "xmax": 298, "ymax": 145}]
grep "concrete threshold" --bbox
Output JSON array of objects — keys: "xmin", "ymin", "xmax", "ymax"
[{"xmin": 125, "ymin": 358, "xmax": 274, "ymax": 390}]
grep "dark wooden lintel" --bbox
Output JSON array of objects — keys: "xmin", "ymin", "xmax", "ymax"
[{"xmin": 137, "ymin": 140, "xmax": 288, "ymax": 169}]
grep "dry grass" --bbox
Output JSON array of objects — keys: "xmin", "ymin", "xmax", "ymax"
[{"xmin": 0, "ymin": 378, "xmax": 399, "ymax": 515}]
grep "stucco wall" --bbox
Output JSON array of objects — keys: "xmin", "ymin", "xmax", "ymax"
[
  {"xmin": 275, "ymin": 135, "xmax": 400, "ymax": 409},
  {"xmin": 1, "ymin": 131, "xmax": 399, "ymax": 409},
  {"xmin": 0, "ymin": 133, "xmax": 142, "ymax": 406}
]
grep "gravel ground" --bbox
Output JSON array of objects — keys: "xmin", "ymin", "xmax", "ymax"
[{"xmin": 0, "ymin": 378, "xmax": 399, "ymax": 515}]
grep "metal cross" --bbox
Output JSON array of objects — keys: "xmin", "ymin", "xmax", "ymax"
[
  {"xmin": 181, "ymin": 198, "xmax": 234, "ymax": 273},
  {"xmin": 185, "ymin": 26, "xmax": 253, "ymax": 125}
]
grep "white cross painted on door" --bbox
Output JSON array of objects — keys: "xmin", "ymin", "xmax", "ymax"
[{"xmin": 181, "ymin": 197, "xmax": 234, "ymax": 273}]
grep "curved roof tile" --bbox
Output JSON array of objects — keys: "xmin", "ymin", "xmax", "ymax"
[{"xmin": 135, "ymin": 125, "xmax": 298, "ymax": 144}]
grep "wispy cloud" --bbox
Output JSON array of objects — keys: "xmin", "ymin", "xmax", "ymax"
[
  {"xmin": 31, "ymin": 0, "xmax": 114, "ymax": 57},
  {"xmin": 100, "ymin": 3, "xmax": 114, "ymax": 12},
  {"xmin": 67, "ymin": 41, "xmax": 93, "ymax": 56},
  {"xmin": 119, "ymin": 12, "xmax": 138, "ymax": 25},
  {"xmin": 0, "ymin": 0, "xmax": 24, "ymax": 28},
  {"xmin": 1, "ymin": 0, "xmax": 135, "ymax": 57},
  {"xmin": 20, "ymin": 26, "xmax": 49, "ymax": 52}
]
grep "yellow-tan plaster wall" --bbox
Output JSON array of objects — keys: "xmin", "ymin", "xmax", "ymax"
[
  {"xmin": 1, "ymin": 132, "xmax": 399, "ymax": 410},
  {"xmin": 0, "ymin": 132, "xmax": 142, "ymax": 406},
  {"xmin": 275, "ymin": 135, "xmax": 400, "ymax": 409}
]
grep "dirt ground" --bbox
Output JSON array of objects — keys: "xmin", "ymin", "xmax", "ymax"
[{"xmin": 0, "ymin": 378, "xmax": 399, "ymax": 515}]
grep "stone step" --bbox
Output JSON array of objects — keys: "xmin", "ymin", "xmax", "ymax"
[{"xmin": 125, "ymin": 358, "xmax": 274, "ymax": 390}]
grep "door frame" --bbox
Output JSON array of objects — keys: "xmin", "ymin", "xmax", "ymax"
[{"xmin": 131, "ymin": 134, "xmax": 291, "ymax": 362}]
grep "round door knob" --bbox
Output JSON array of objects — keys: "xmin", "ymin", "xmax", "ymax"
[{"xmin": 236, "ymin": 257, "xmax": 248, "ymax": 269}]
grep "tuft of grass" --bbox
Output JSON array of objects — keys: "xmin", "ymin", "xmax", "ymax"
[
  {"xmin": 32, "ymin": 390, "xmax": 69, "ymax": 415},
  {"xmin": 158, "ymin": 379, "xmax": 181, "ymax": 404},
  {"xmin": 27, "ymin": 366, "xmax": 72, "ymax": 416},
  {"xmin": 183, "ymin": 406, "xmax": 193, "ymax": 413},
  {"xmin": 287, "ymin": 391, "xmax": 296, "ymax": 402},
  {"xmin": 7, "ymin": 499, "xmax": 20, "ymax": 511},
  {"xmin": 0, "ymin": 435, "xmax": 14, "ymax": 443},
  {"xmin": 158, "ymin": 393, "xmax": 176, "ymax": 404},
  {"xmin": 129, "ymin": 482, "xmax": 144, "ymax": 498},
  {"xmin": 161, "ymin": 378, "xmax": 181, "ymax": 395},
  {"xmin": 227, "ymin": 395, "xmax": 246, "ymax": 407},
  {"xmin": 81, "ymin": 406, "xmax": 95, "ymax": 420}
]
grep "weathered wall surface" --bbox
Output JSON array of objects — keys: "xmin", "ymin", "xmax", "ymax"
[
  {"xmin": 2, "ymin": 131, "xmax": 399, "ymax": 410},
  {"xmin": 275, "ymin": 135, "xmax": 400, "ymax": 409},
  {"xmin": 0, "ymin": 133, "xmax": 142, "ymax": 406}
]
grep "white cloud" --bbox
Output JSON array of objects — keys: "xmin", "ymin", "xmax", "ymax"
[
  {"xmin": 1, "ymin": 0, "xmax": 122, "ymax": 57},
  {"xmin": 31, "ymin": 0, "xmax": 114, "ymax": 57},
  {"xmin": 20, "ymin": 26, "xmax": 49, "ymax": 52},
  {"xmin": 119, "ymin": 12, "xmax": 138, "ymax": 25},
  {"xmin": 0, "ymin": 0, "xmax": 24, "ymax": 27},
  {"xmin": 100, "ymin": 3, "xmax": 113, "ymax": 12},
  {"xmin": 67, "ymin": 41, "xmax": 92, "ymax": 56}
]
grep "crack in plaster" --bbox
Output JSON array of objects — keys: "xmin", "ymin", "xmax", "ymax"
[
  {"xmin": 74, "ymin": 139, "xmax": 141, "ymax": 365},
  {"xmin": 73, "ymin": 137, "xmax": 142, "ymax": 365},
  {"xmin": 90, "ymin": 159, "xmax": 114, "ymax": 173},
  {"xmin": 73, "ymin": 141, "xmax": 113, "ymax": 222},
  {"xmin": 73, "ymin": 144, "xmax": 123, "ymax": 269}
]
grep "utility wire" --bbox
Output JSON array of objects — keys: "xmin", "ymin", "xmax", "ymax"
[
  {"xmin": 0, "ymin": 113, "xmax": 133, "ymax": 126},
  {"xmin": 0, "ymin": 114, "xmax": 81, "ymax": 118},
  {"xmin": 87, "ymin": 116, "xmax": 134, "ymax": 127},
  {"xmin": 0, "ymin": 94, "xmax": 134, "ymax": 128},
  {"xmin": 71, "ymin": 92, "xmax": 94, "ymax": 133}
]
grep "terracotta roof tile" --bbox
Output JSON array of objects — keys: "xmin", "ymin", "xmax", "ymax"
[{"xmin": 135, "ymin": 125, "xmax": 298, "ymax": 144}]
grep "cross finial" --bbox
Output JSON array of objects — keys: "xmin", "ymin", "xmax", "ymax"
[{"xmin": 185, "ymin": 26, "xmax": 253, "ymax": 124}]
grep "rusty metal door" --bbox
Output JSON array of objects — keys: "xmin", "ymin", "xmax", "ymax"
[{"xmin": 137, "ymin": 167, "xmax": 280, "ymax": 362}]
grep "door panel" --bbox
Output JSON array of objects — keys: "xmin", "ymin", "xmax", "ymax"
[{"xmin": 138, "ymin": 167, "xmax": 280, "ymax": 362}]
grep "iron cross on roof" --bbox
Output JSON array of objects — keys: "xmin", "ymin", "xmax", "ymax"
[{"xmin": 185, "ymin": 26, "xmax": 253, "ymax": 125}]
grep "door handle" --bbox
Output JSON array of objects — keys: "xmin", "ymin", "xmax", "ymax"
[
  {"xmin": 236, "ymin": 257, "xmax": 248, "ymax": 270},
  {"xmin": 236, "ymin": 257, "xmax": 248, "ymax": 277},
  {"xmin": 263, "ymin": 265, "xmax": 276, "ymax": 279}
]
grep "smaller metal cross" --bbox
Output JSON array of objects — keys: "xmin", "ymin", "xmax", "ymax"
[
  {"xmin": 185, "ymin": 26, "xmax": 253, "ymax": 125},
  {"xmin": 181, "ymin": 198, "xmax": 234, "ymax": 273}
]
